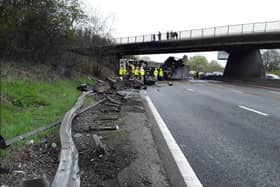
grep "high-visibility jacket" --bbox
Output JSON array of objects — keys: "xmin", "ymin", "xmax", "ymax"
[
  {"xmin": 119, "ymin": 68, "xmax": 123, "ymax": 76},
  {"xmin": 153, "ymin": 68, "xmax": 158, "ymax": 78},
  {"xmin": 140, "ymin": 68, "xmax": 145, "ymax": 76},
  {"xmin": 135, "ymin": 68, "xmax": 139, "ymax": 76},
  {"xmin": 123, "ymin": 68, "xmax": 127, "ymax": 75},
  {"xmin": 159, "ymin": 68, "xmax": 164, "ymax": 77}
]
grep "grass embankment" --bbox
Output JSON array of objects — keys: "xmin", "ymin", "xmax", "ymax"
[{"xmin": 0, "ymin": 62, "xmax": 90, "ymax": 144}]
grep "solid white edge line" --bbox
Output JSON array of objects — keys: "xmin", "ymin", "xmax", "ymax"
[
  {"xmin": 145, "ymin": 96, "xmax": 203, "ymax": 187},
  {"xmin": 238, "ymin": 105, "xmax": 269, "ymax": 116}
]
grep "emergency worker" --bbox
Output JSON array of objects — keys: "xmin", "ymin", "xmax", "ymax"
[
  {"xmin": 119, "ymin": 66, "xmax": 124, "ymax": 80},
  {"xmin": 153, "ymin": 68, "xmax": 159, "ymax": 80},
  {"xmin": 140, "ymin": 67, "xmax": 145, "ymax": 81},
  {"xmin": 123, "ymin": 66, "xmax": 127, "ymax": 80},
  {"xmin": 159, "ymin": 68, "xmax": 164, "ymax": 80},
  {"xmin": 135, "ymin": 67, "xmax": 139, "ymax": 80}
]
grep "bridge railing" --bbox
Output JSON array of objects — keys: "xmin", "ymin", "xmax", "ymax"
[{"xmin": 113, "ymin": 21, "xmax": 280, "ymax": 45}]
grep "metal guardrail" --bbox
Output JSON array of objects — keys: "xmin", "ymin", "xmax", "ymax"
[
  {"xmin": 113, "ymin": 21, "xmax": 280, "ymax": 45},
  {"xmin": 52, "ymin": 92, "xmax": 106, "ymax": 187},
  {"xmin": 52, "ymin": 91, "xmax": 92, "ymax": 187}
]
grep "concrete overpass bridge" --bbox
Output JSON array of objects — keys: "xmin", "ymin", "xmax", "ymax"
[{"xmin": 78, "ymin": 21, "xmax": 280, "ymax": 79}]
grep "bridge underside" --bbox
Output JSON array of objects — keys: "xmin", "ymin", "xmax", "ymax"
[
  {"xmin": 224, "ymin": 49, "xmax": 265, "ymax": 80},
  {"xmin": 74, "ymin": 32, "xmax": 280, "ymax": 80}
]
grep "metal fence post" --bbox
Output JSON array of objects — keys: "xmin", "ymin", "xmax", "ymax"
[{"xmin": 264, "ymin": 22, "xmax": 267, "ymax": 32}]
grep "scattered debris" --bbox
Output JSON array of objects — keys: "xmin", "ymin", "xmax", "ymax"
[
  {"xmin": 100, "ymin": 107, "xmax": 120, "ymax": 113},
  {"xmin": 77, "ymin": 83, "xmax": 91, "ymax": 92},
  {"xmin": 73, "ymin": 133, "xmax": 83, "ymax": 138},
  {"xmin": 104, "ymin": 102, "xmax": 121, "ymax": 107},
  {"xmin": 13, "ymin": 170, "xmax": 25, "ymax": 175},
  {"xmin": 91, "ymin": 134, "xmax": 106, "ymax": 155},
  {"xmin": 89, "ymin": 125, "xmax": 119, "ymax": 132},
  {"xmin": 97, "ymin": 116, "xmax": 119, "ymax": 121},
  {"xmin": 51, "ymin": 143, "xmax": 57, "ymax": 148},
  {"xmin": 26, "ymin": 139, "xmax": 34, "ymax": 145},
  {"xmin": 106, "ymin": 96, "xmax": 122, "ymax": 105},
  {"xmin": 0, "ymin": 167, "xmax": 10, "ymax": 174}
]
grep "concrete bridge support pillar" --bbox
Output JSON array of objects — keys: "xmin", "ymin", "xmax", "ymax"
[{"xmin": 224, "ymin": 49, "xmax": 265, "ymax": 80}]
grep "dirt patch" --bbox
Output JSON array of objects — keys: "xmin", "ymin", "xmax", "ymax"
[
  {"xmin": 0, "ymin": 132, "xmax": 60, "ymax": 186},
  {"xmin": 72, "ymin": 91, "xmax": 170, "ymax": 187}
]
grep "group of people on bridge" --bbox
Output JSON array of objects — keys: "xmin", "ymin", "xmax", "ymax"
[{"xmin": 152, "ymin": 31, "xmax": 179, "ymax": 41}]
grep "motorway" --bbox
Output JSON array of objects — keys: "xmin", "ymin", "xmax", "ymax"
[{"xmin": 146, "ymin": 80, "xmax": 280, "ymax": 187}]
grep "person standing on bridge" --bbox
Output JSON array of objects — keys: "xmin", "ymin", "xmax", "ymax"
[
  {"xmin": 158, "ymin": 32, "xmax": 161, "ymax": 41},
  {"xmin": 167, "ymin": 31, "xmax": 169, "ymax": 40},
  {"xmin": 170, "ymin": 31, "xmax": 173, "ymax": 39},
  {"xmin": 152, "ymin": 34, "xmax": 156, "ymax": 41}
]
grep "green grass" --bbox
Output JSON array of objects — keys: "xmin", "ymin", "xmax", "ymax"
[
  {"xmin": 267, "ymin": 70, "xmax": 280, "ymax": 76},
  {"xmin": 0, "ymin": 76, "xmax": 90, "ymax": 141}
]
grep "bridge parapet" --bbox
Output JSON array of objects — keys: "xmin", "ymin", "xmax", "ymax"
[{"xmin": 113, "ymin": 21, "xmax": 280, "ymax": 45}]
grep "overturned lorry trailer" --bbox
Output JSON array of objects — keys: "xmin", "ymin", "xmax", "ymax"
[{"xmin": 161, "ymin": 57, "xmax": 189, "ymax": 80}]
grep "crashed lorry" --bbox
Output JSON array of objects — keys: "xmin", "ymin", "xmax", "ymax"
[{"xmin": 161, "ymin": 56, "xmax": 188, "ymax": 80}]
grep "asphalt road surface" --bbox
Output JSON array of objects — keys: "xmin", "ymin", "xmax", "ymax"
[{"xmin": 146, "ymin": 80, "xmax": 280, "ymax": 187}]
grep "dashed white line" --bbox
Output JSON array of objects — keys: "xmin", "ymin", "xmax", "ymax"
[
  {"xmin": 238, "ymin": 105, "xmax": 269, "ymax": 116},
  {"xmin": 187, "ymin": 88, "xmax": 195, "ymax": 92},
  {"xmin": 269, "ymin": 90, "xmax": 280, "ymax": 94},
  {"xmin": 230, "ymin": 89, "xmax": 243, "ymax": 94}
]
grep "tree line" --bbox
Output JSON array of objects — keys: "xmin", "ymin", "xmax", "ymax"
[
  {"xmin": 0, "ymin": 0, "xmax": 112, "ymax": 62},
  {"xmin": 184, "ymin": 55, "xmax": 224, "ymax": 73}
]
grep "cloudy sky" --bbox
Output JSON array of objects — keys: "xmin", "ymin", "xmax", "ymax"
[{"xmin": 82, "ymin": 0, "xmax": 280, "ymax": 65}]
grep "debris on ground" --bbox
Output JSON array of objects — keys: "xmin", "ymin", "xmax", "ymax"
[
  {"xmin": 71, "ymin": 91, "xmax": 170, "ymax": 186},
  {"xmin": 0, "ymin": 133, "xmax": 60, "ymax": 186}
]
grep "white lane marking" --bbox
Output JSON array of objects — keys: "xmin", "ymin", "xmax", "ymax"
[
  {"xmin": 238, "ymin": 105, "xmax": 269, "ymax": 116},
  {"xmin": 187, "ymin": 88, "xmax": 195, "ymax": 92},
  {"xmin": 269, "ymin": 90, "xmax": 280, "ymax": 94},
  {"xmin": 145, "ymin": 96, "xmax": 203, "ymax": 187},
  {"xmin": 230, "ymin": 89, "xmax": 243, "ymax": 94}
]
